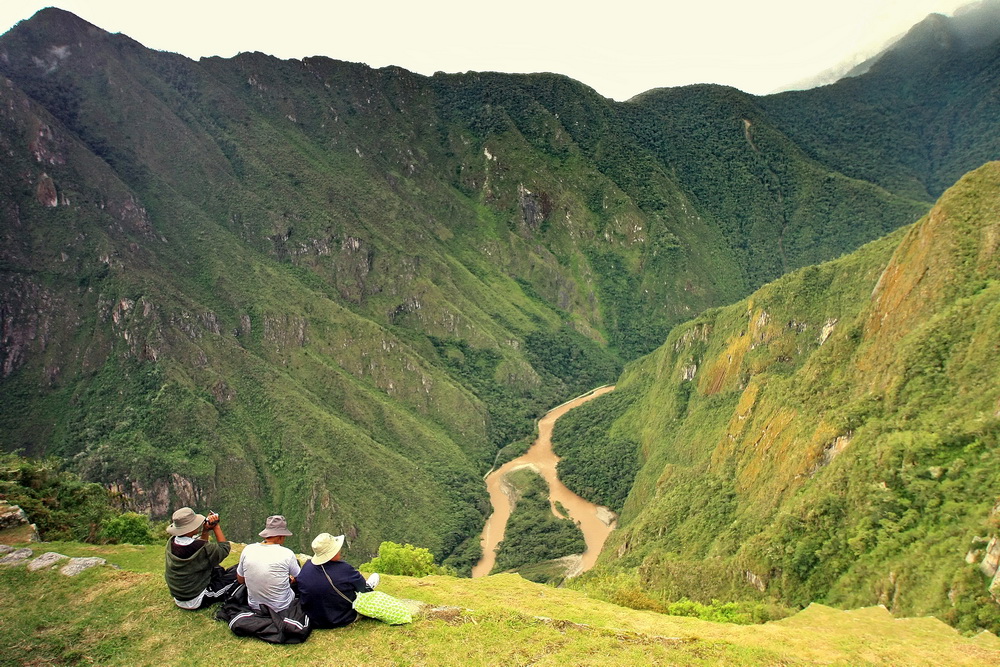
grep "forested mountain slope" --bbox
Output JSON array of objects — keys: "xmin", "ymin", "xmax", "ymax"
[
  {"xmin": 570, "ymin": 161, "xmax": 1000, "ymax": 632},
  {"xmin": 0, "ymin": 6, "xmax": 998, "ymax": 569}
]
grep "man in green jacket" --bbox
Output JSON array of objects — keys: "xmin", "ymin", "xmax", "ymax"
[{"xmin": 164, "ymin": 506, "xmax": 237, "ymax": 610}]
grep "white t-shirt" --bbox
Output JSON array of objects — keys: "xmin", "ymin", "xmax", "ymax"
[{"xmin": 237, "ymin": 542, "xmax": 301, "ymax": 612}]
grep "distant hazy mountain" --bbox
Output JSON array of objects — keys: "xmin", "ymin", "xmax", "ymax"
[
  {"xmin": 775, "ymin": 0, "xmax": 1000, "ymax": 93},
  {"xmin": 774, "ymin": 36, "xmax": 901, "ymax": 93}
]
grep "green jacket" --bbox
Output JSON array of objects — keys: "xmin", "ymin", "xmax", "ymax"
[{"xmin": 164, "ymin": 539, "xmax": 231, "ymax": 601}]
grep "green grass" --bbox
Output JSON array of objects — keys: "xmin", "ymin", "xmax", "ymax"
[{"xmin": 1, "ymin": 541, "xmax": 998, "ymax": 666}]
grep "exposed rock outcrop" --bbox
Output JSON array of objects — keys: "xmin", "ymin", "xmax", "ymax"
[
  {"xmin": 0, "ymin": 547, "xmax": 33, "ymax": 565},
  {"xmin": 60, "ymin": 556, "xmax": 107, "ymax": 576},
  {"xmin": 0, "ymin": 548, "xmax": 108, "ymax": 575},
  {"xmin": 0, "ymin": 502, "xmax": 29, "ymax": 530},
  {"xmin": 0, "ymin": 501, "xmax": 40, "ymax": 541},
  {"xmin": 0, "ymin": 276, "xmax": 61, "ymax": 379},
  {"xmin": 982, "ymin": 537, "xmax": 1000, "ymax": 579},
  {"xmin": 745, "ymin": 570, "xmax": 767, "ymax": 592},
  {"xmin": 518, "ymin": 184, "xmax": 552, "ymax": 234},
  {"xmin": 964, "ymin": 533, "xmax": 1000, "ymax": 603},
  {"xmin": 110, "ymin": 473, "xmax": 201, "ymax": 517},
  {"xmin": 27, "ymin": 551, "xmax": 68, "ymax": 571},
  {"xmin": 35, "ymin": 172, "xmax": 58, "ymax": 207}
]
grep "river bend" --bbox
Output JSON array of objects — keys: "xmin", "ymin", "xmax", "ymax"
[{"xmin": 472, "ymin": 386, "xmax": 616, "ymax": 578}]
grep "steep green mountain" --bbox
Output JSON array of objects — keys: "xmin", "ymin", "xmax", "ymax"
[
  {"xmin": 0, "ymin": 5, "xmax": 998, "ymax": 574},
  {"xmin": 565, "ymin": 161, "xmax": 1000, "ymax": 632}
]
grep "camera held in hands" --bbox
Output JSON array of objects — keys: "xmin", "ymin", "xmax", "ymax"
[{"xmin": 204, "ymin": 511, "xmax": 220, "ymax": 528}]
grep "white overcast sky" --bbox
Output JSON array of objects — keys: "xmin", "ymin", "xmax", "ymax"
[{"xmin": 0, "ymin": 1, "xmax": 980, "ymax": 100}]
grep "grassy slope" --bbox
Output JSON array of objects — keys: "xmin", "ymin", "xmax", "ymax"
[
  {"xmin": 579, "ymin": 162, "xmax": 1000, "ymax": 631},
  {"xmin": 2, "ymin": 540, "xmax": 998, "ymax": 666}
]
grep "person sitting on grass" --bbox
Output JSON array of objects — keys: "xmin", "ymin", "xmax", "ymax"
[
  {"xmin": 236, "ymin": 515, "xmax": 301, "ymax": 613},
  {"xmin": 296, "ymin": 532, "xmax": 381, "ymax": 628},
  {"xmin": 164, "ymin": 507, "xmax": 237, "ymax": 610}
]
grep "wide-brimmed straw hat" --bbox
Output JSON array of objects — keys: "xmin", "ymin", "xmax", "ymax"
[
  {"xmin": 259, "ymin": 515, "xmax": 293, "ymax": 538},
  {"xmin": 167, "ymin": 507, "xmax": 205, "ymax": 536},
  {"xmin": 310, "ymin": 532, "xmax": 345, "ymax": 565}
]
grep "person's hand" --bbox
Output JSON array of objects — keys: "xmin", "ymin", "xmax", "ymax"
[{"xmin": 205, "ymin": 512, "xmax": 220, "ymax": 528}]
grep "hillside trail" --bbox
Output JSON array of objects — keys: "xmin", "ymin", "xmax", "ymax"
[{"xmin": 472, "ymin": 385, "xmax": 616, "ymax": 578}]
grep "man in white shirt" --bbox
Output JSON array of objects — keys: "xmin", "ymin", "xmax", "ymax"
[{"xmin": 236, "ymin": 515, "xmax": 301, "ymax": 613}]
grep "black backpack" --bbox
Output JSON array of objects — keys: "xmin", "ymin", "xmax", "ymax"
[{"xmin": 215, "ymin": 584, "xmax": 312, "ymax": 644}]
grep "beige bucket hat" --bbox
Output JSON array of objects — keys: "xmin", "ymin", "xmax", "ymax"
[
  {"xmin": 167, "ymin": 507, "xmax": 205, "ymax": 536},
  {"xmin": 310, "ymin": 532, "xmax": 345, "ymax": 565}
]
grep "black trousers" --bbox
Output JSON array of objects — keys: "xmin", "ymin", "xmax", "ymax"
[{"xmin": 192, "ymin": 564, "xmax": 238, "ymax": 609}]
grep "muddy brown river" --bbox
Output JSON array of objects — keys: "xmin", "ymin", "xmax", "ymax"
[{"xmin": 471, "ymin": 385, "xmax": 617, "ymax": 578}]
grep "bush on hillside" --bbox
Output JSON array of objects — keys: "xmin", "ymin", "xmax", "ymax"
[
  {"xmin": 359, "ymin": 541, "xmax": 454, "ymax": 577},
  {"xmin": 99, "ymin": 512, "xmax": 155, "ymax": 545}
]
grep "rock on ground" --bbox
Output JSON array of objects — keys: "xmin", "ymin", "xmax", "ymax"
[
  {"xmin": 28, "ymin": 552, "xmax": 69, "ymax": 571},
  {"xmin": 59, "ymin": 557, "xmax": 107, "ymax": 576},
  {"xmin": 0, "ymin": 548, "xmax": 33, "ymax": 565}
]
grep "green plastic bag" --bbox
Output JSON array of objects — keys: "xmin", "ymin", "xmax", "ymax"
[{"xmin": 353, "ymin": 590, "xmax": 413, "ymax": 625}]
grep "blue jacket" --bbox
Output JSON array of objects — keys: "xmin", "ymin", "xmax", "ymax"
[{"xmin": 297, "ymin": 559, "xmax": 371, "ymax": 628}]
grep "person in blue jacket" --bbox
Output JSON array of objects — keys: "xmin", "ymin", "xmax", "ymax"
[{"xmin": 296, "ymin": 532, "xmax": 380, "ymax": 628}]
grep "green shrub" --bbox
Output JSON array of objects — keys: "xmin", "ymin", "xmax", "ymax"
[
  {"xmin": 99, "ymin": 512, "xmax": 155, "ymax": 545},
  {"xmin": 359, "ymin": 541, "xmax": 453, "ymax": 577}
]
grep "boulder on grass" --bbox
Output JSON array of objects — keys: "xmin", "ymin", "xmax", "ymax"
[
  {"xmin": 28, "ymin": 552, "xmax": 70, "ymax": 572},
  {"xmin": 59, "ymin": 557, "xmax": 107, "ymax": 576}
]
